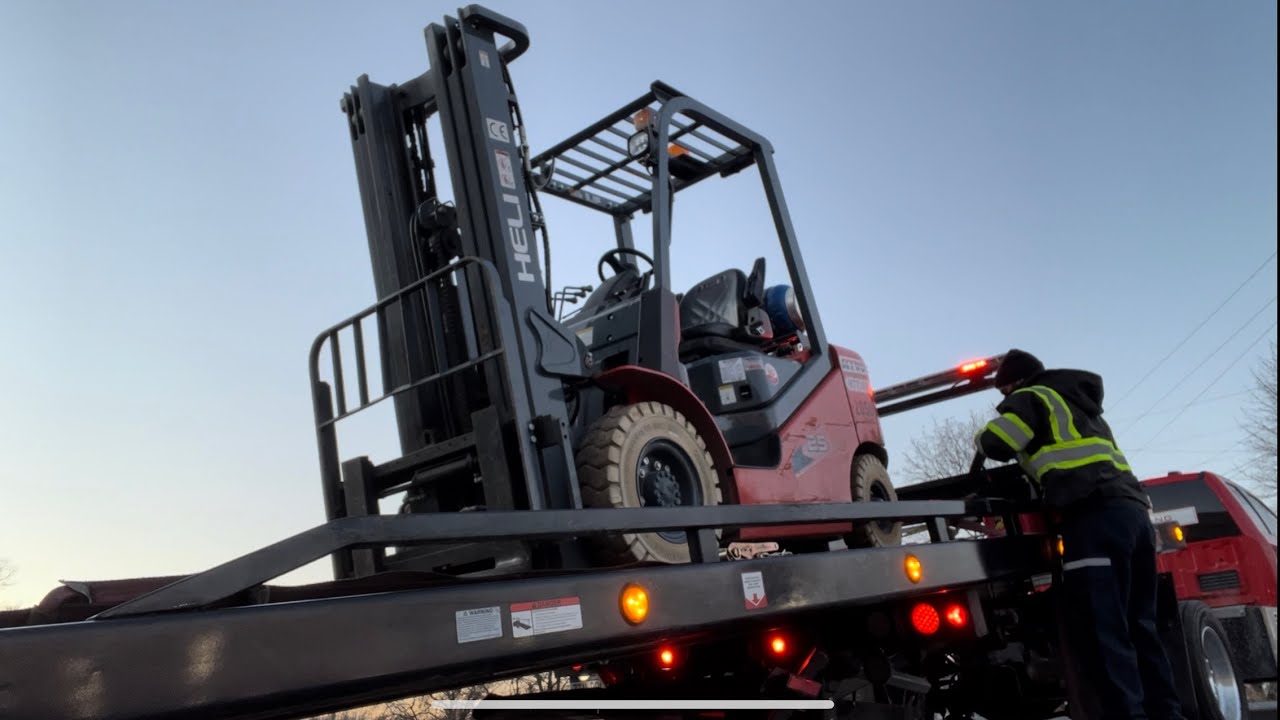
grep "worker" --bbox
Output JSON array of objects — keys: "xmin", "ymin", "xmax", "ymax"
[{"xmin": 974, "ymin": 349, "xmax": 1183, "ymax": 720}]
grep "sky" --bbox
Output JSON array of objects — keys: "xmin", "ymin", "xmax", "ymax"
[{"xmin": 0, "ymin": 1, "xmax": 1275, "ymax": 609}]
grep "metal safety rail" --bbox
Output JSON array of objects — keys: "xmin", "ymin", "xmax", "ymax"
[
  {"xmin": 0, "ymin": 499, "xmax": 1051, "ymax": 720},
  {"xmin": 530, "ymin": 81, "xmax": 756, "ymax": 218},
  {"xmin": 309, "ymin": 256, "xmax": 529, "ymax": 579}
]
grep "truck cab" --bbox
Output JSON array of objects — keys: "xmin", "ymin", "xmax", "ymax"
[{"xmin": 1144, "ymin": 471, "xmax": 1279, "ymax": 689}]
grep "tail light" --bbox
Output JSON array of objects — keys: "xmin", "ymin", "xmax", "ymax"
[
  {"xmin": 907, "ymin": 592, "xmax": 983, "ymax": 638},
  {"xmin": 910, "ymin": 603, "xmax": 941, "ymax": 635},
  {"xmin": 768, "ymin": 633, "xmax": 789, "ymax": 656}
]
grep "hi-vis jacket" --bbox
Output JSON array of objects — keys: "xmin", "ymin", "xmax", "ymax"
[{"xmin": 975, "ymin": 369, "xmax": 1149, "ymax": 511}]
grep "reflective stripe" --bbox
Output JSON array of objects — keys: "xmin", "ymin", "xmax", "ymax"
[
  {"xmin": 1063, "ymin": 557, "xmax": 1112, "ymax": 571},
  {"xmin": 1028, "ymin": 438, "xmax": 1132, "ymax": 479},
  {"xmin": 1014, "ymin": 386, "xmax": 1081, "ymax": 443},
  {"xmin": 986, "ymin": 413, "xmax": 1034, "ymax": 452},
  {"xmin": 1008, "ymin": 385, "xmax": 1132, "ymax": 481}
]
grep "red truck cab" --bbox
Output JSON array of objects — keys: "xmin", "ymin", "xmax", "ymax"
[{"xmin": 1144, "ymin": 471, "xmax": 1279, "ymax": 687}]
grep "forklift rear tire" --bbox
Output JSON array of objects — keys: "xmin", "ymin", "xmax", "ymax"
[
  {"xmin": 844, "ymin": 453, "xmax": 902, "ymax": 548},
  {"xmin": 576, "ymin": 402, "xmax": 722, "ymax": 565}
]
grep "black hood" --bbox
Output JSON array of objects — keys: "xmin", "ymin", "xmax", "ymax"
[{"xmin": 1030, "ymin": 369, "xmax": 1106, "ymax": 418}]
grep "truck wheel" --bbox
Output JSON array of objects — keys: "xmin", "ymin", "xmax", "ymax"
[
  {"xmin": 843, "ymin": 453, "xmax": 902, "ymax": 548},
  {"xmin": 576, "ymin": 402, "xmax": 722, "ymax": 565},
  {"xmin": 1181, "ymin": 600, "xmax": 1248, "ymax": 720}
]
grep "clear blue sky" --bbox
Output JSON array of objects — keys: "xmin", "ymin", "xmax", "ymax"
[{"xmin": 0, "ymin": 1, "xmax": 1275, "ymax": 608}]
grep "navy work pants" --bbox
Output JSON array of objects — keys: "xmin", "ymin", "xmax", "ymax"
[{"xmin": 1056, "ymin": 497, "xmax": 1183, "ymax": 720}]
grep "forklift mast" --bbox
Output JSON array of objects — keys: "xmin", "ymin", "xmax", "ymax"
[{"xmin": 313, "ymin": 5, "xmax": 588, "ymax": 578}]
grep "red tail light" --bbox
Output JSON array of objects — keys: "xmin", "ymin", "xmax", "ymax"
[
  {"xmin": 944, "ymin": 603, "xmax": 968, "ymax": 628},
  {"xmin": 658, "ymin": 646, "xmax": 676, "ymax": 669},
  {"xmin": 910, "ymin": 603, "xmax": 940, "ymax": 635},
  {"xmin": 768, "ymin": 634, "xmax": 788, "ymax": 656}
]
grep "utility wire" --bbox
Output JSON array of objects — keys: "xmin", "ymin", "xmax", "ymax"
[
  {"xmin": 1140, "ymin": 320, "xmax": 1278, "ymax": 449},
  {"xmin": 1108, "ymin": 390, "xmax": 1249, "ymax": 425},
  {"xmin": 1110, "ymin": 250, "xmax": 1277, "ymax": 411},
  {"xmin": 1130, "ymin": 427, "xmax": 1243, "ymax": 452},
  {"xmin": 1118, "ymin": 296, "xmax": 1276, "ymax": 435}
]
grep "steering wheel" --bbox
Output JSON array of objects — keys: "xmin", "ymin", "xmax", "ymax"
[{"xmin": 597, "ymin": 247, "xmax": 655, "ymax": 282}]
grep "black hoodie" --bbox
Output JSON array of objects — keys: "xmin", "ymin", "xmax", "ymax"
[{"xmin": 979, "ymin": 369, "xmax": 1149, "ymax": 510}]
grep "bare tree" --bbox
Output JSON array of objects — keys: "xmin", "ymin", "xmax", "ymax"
[
  {"xmin": 512, "ymin": 671, "xmax": 571, "ymax": 695},
  {"xmin": 0, "ymin": 558, "xmax": 16, "ymax": 610},
  {"xmin": 381, "ymin": 682, "xmax": 495, "ymax": 720},
  {"xmin": 896, "ymin": 410, "xmax": 992, "ymax": 486},
  {"xmin": 301, "ymin": 710, "xmax": 367, "ymax": 720},
  {"xmin": 1239, "ymin": 342, "xmax": 1277, "ymax": 498}
]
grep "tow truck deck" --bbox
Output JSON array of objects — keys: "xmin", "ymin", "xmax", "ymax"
[{"xmin": 0, "ymin": 498, "xmax": 1046, "ymax": 720}]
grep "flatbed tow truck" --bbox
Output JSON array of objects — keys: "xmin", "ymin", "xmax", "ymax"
[{"xmin": 0, "ymin": 6, "xmax": 1272, "ymax": 720}]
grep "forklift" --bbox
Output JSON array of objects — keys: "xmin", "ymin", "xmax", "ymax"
[{"xmin": 313, "ymin": 4, "xmax": 909, "ymax": 581}]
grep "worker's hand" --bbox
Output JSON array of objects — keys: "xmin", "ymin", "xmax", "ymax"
[{"xmin": 968, "ymin": 451, "xmax": 988, "ymax": 477}]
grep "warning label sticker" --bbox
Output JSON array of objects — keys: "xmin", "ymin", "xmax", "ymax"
[
  {"xmin": 718, "ymin": 384, "xmax": 737, "ymax": 406},
  {"xmin": 718, "ymin": 357, "xmax": 746, "ymax": 383},
  {"xmin": 510, "ymin": 597, "xmax": 583, "ymax": 638},
  {"xmin": 455, "ymin": 606, "xmax": 503, "ymax": 644},
  {"xmin": 495, "ymin": 149, "xmax": 516, "ymax": 189},
  {"xmin": 741, "ymin": 571, "xmax": 768, "ymax": 610}
]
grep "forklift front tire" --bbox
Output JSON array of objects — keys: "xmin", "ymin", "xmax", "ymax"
[
  {"xmin": 844, "ymin": 453, "xmax": 903, "ymax": 548},
  {"xmin": 576, "ymin": 402, "xmax": 722, "ymax": 565}
]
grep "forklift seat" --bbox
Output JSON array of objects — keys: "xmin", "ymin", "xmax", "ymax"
[{"xmin": 678, "ymin": 261, "xmax": 769, "ymax": 363}]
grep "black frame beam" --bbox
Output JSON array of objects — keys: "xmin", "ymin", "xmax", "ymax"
[{"xmin": 0, "ymin": 531, "xmax": 1049, "ymax": 720}]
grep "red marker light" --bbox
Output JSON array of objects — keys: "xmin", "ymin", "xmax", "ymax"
[
  {"xmin": 658, "ymin": 647, "xmax": 676, "ymax": 668},
  {"xmin": 944, "ymin": 604, "xmax": 968, "ymax": 628},
  {"xmin": 910, "ymin": 603, "xmax": 941, "ymax": 635},
  {"xmin": 769, "ymin": 634, "xmax": 788, "ymax": 655},
  {"xmin": 959, "ymin": 359, "xmax": 988, "ymax": 375}
]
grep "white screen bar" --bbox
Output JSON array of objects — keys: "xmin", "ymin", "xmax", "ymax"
[{"xmin": 432, "ymin": 699, "xmax": 836, "ymax": 710}]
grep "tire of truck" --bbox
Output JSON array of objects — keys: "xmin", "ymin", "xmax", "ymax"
[
  {"xmin": 576, "ymin": 402, "xmax": 722, "ymax": 565},
  {"xmin": 1180, "ymin": 599, "xmax": 1248, "ymax": 720},
  {"xmin": 843, "ymin": 453, "xmax": 902, "ymax": 548}
]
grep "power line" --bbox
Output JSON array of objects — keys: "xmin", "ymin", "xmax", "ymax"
[
  {"xmin": 1118, "ymin": 296, "xmax": 1277, "ymax": 435},
  {"xmin": 1194, "ymin": 441, "xmax": 1246, "ymax": 469},
  {"xmin": 1130, "ymin": 427, "xmax": 1244, "ymax": 452},
  {"xmin": 1140, "ymin": 320, "xmax": 1278, "ymax": 448},
  {"xmin": 1107, "ymin": 390, "xmax": 1250, "ymax": 426},
  {"xmin": 1110, "ymin": 250, "xmax": 1277, "ymax": 411}
]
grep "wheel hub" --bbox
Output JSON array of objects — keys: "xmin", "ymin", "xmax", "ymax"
[
  {"xmin": 636, "ymin": 440, "xmax": 702, "ymax": 543},
  {"xmin": 1201, "ymin": 625, "xmax": 1242, "ymax": 720}
]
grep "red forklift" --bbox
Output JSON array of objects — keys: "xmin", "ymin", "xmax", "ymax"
[{"xmin": 318, "ymin": 3, "xmax": 908, "ymax": 582}]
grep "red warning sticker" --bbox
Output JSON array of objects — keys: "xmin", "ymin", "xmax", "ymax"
[
  {"xmin": 741, "ymin": 571, "xmax": 768, "ymax": 610},
  {"xmin": 509, "ymin": 597, "xmax": 583, "ymax": 638}
]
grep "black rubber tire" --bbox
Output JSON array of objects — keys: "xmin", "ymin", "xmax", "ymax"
[
  {"xmin": 843, "ymin": 453, "xmax": 902, "ymax": 548},
  {"xmin": 576, "ymin": 402, "xmax": 722, "ymax": 565},
  {"xmin": 1180, "ymin": 600, "xmax": 1248, "ymax": 720}
]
